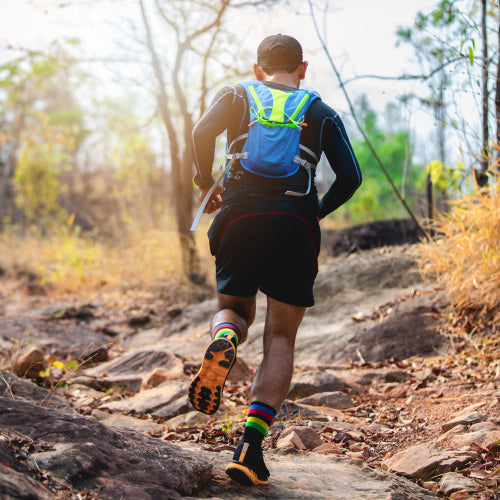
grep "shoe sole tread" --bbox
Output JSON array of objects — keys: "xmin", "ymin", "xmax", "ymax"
[{"xmin": 188, "ymin": 338, "xmax": 235, "ymax": 415}]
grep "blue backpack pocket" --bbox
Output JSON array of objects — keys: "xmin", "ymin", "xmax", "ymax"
[{"xmin": 241, "ymin": 122, "xmax": 301, "ymax": 178}]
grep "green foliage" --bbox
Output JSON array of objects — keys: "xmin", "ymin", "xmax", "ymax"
[
  {"xmin": 396, "ymin": 0, "xmax": 475, "ymax": 65},
  {"xmin": 0, "ymin": 42, "xmax": 87, "ymax": 227},
  {"xmin": 14, "ymin": 142, "xmax": 62, "ymax": 223},
  {"xmin": 423, "ymin": 160, "xmax": 463, "ymax": 193},
  {"xmin": 333, "ymin": 99, "xmax": 423, "ymax": 224}
]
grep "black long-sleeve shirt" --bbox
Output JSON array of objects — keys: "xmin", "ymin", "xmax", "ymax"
[{"xmin": 192, "ymin": 81, "xmax": 361, "ymax": 219}]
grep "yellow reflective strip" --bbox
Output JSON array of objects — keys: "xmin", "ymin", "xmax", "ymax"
[
  {"xmin": 248, "ymin": 85, "xmax": 265, "ymax": 118},
  {"xmin": 268, "ymin": 88, "xmax": 289, "ymax": 123},
  {"xmin": 289, "ymin": 92, "xmax": 311, "ymax": 121}
]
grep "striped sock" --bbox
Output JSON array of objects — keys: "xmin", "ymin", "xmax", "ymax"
[
  {"xmin": 243, "ymin": 401, "xmax": 276, "ymax": 448},
  {"xmin": 212, "ymin": 322, "xmax": 241, "ymax": 347}
]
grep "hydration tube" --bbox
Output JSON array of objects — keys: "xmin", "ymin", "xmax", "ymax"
[{"xmin": 190, "ymin": 160, "xmax": 234, "ymax": 232}]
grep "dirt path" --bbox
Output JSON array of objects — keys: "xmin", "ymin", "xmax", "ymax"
[
  {"xmin": 179, "ymin": 442, "xmax": 437, "ymax": 499},
  {"xmin": 1, "ymin": 246, "xmax": 498, "ymax": 499}
]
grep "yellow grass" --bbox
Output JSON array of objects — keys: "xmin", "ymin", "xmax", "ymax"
[
  {"xmin": 0, "ymin": 217, "xmax": 215, "ymax": 295},
  {"xmin": 417, "ymin": 183, "xmax": 500, "ymax": 314}
]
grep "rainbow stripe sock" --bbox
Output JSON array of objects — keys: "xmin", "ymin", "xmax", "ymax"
[
  {"xmin": 212, "ymin": 322, "xmax": 241, "ymax": 347},
  {"xmin": 243, "ymin": 402, "xmax": 276, "ymax": 447}
]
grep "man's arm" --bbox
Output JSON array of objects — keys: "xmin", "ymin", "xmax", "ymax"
[
  {"xmin": 192, "ymin": 86, "xmax": 237, "ymax": 191},
  {"xmin": 318, "ymin": 114, "xmax": 362, "ymax": 219}
]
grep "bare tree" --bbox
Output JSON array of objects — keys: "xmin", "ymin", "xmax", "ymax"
[
  {"xmin": 477, "ymin": 0, "xmax": 490, "ymax": 186},
  {"xmin": 307, "ymin": 0, "xmax": 428, "ymax": 238},
  {"xmin": 138, "ymin": 0, "xmax": 276, "ymax": 282},
  {"xmin": 496, "ymin": 0, "xmax": 500, "ymax": 168}
]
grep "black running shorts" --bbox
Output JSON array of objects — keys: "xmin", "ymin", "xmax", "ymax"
[{"xmin": 208, "ymin": 201, "xmax": 320, "ymax": 307}]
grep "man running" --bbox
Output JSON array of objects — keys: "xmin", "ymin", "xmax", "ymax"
[{"xmin": 189, "ymin": 34, "xmax": 361, "ymax": 486}]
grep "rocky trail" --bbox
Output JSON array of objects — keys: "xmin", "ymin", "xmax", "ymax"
[{"xmin": 0, "ymin": 245, "xmax": 499, "ymax": 499}]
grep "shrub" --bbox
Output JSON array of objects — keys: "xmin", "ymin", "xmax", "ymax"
[{"xmin": 417, "ymin": 183, "xmax": 500, "ymax": 315}]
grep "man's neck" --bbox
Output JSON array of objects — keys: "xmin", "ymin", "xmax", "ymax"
[{"xmin": 264, "ymin": 73, "xmax": 299, "ymax": 89}]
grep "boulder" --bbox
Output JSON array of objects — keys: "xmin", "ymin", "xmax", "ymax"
[
  {"xmin": 0, "ymin": 370, "xmax": 70, "ymax": 411},
  {"xmin": 383, "ymin": 443, "xmax": 451, "ymax": 480},
  {"xmin": 328, "ymin": 295, "xmax": 447, "ymax": 364},
  {"xmin": 297, "ymin": 391, "xmax": 355, "ymax": 409},
  {"xmin": 439, "ymin": 473, "xmax": 477, "ymax": 496},
  {"xmin": 441, "ymin": 404, "xmax": 487, "ymax": 432},
  {"xmin": 321, "ymin": 219, "xmax": 421, "ymax": 257},
  {"xmin": 280, "ymin": 426, "xmax": 323, "ymax": 450},
  {"xmin": 287, "ymin": 371, "xmax": 344, "ymax": 400},
  {"xmin": 80, "ymin": 349, "xmax": 184, "ymax": 392},
  {"xmin": 0, "ymin": 438, "xmax": 55, "ymax": 499},
  {"xmin": 0, "ymin": 397, "xmax": 212, "ymax": 499},
  {"xmin": 13, "ymin": 345, "xmax": 46, "ymax": 379},
  {"xmin": 0, "ymin": 462, "xmax": 55, "ymax": 500},
  {"xmin": 99, "ymin": 380, "xmax": 189, "ymax": 419},
  {"xmin": 0, "ymin": 317, "xmax": 112, "ymax": 359}
]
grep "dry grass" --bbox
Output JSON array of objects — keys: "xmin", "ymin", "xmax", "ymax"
[
  {"xmin": 0, "ymin": 217, "xmax": 214, "ymax": 295},
  {"xmin": 417, "ymin": 182, "xmax": 500, "ymax": 318}
]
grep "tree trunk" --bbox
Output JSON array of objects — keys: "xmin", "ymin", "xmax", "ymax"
[
  {"xmin": 139, "ymin": 0, "xmax": 202, "ymax": 282},
  {"xmin": 437, "ymin": 72, "xmax": 447, "ymax": 210},
  {"xmin": 0, "ymin": 111, "xmax": 23, "ymax": 226},
  {"xmin": 496, "ymin": 0, "xmax": 500, "ymax": 171},
  {"xmin": 0, "ymin": 160, "xmax": 15, "ymax": 224},
  {"xmin": 425, "ymin": 172, "xmax": 433, "ymax": 221},
  {"xmin": 477, "ymin": 0, "xmax": 489, "ymax": 187}
]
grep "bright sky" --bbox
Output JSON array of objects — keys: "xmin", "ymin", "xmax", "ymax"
[
  {"xmin": 0, "ymin": 0, "xmax": 437, "ymax": 74},
  {"xmin": 0, "ymin": 0, "xmax": 474, "ymax": 164},
  {"xmin": 0, "ymin": 0, "xmax": 439, "ymax": 107}
]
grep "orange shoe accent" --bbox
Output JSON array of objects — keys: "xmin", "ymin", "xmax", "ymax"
[
  {"xmin": 188, "ymin": 338, "xmax": 236, "ymax": 415},
  {"xmin": 239, "ymin": 442, "xmax": 249, "ymax": 462},
  {"xmin": 225, "ymin": 462, "xmax": 269, "ymax": 486}
]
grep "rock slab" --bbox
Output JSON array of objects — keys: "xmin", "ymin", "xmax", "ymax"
[
  {"xmin": 0, "ymin": 397, "xmax": 212, "ymax": 499},
  {"xmin": 179, "ymin": 443, "xmax": 438, "ymax": 500}
]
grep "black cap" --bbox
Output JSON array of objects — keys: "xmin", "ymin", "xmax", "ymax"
[{"xmin": 257, "ymin": 34, "xmax": 303, "ymax": 67}]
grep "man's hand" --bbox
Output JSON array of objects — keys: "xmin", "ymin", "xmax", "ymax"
[{"xmin": 199, "ymin": 185, "xmax": 225, "ymax": 214}]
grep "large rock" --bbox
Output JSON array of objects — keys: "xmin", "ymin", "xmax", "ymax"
[
  {"xmin": 12, "ymin": 345, "xmax": 46, "ymax": 379},
  {"xmin": 287, "ymin": 371, "xmax": 344, "ymax": 400},
  {"xmin": 319, "ymin": 294, "xmax": 447, "ymax": 364},
  {"xmin": 291, "ymin": 249, "xmax": 447, "ymax": 366},
  {"xmin": 75, "ymin": 349, "xmax": 185, "ymax": 393},
  {"xmin": 0, "ymin": 397, "xmax": 212, "ymax": 499},
  {"xmin": 0, "ymin": 370, "xmax": 70, "ymax": 411},
  {"xmin": 0, "ymin": 317, "xmax": 112, "ymax": 359},
  {"xmin": 179, "ymin": 442, "xmax": 438, "ymax": 499},
  {"xmin": 99, "ymin": 380, "xmax": 189, "ymax": 419},
  {"xmin": 383, "ymin": 443, "xmax": 452, "ymax": 480},
  {"xmin": 0, "ymin": 438, "xmax": 55, "ymax": 499},
  {"xmin": 297, "ymin": 391, "xmax": 355, "ymax": 409},
  {"xmin": 321, "ymin": 219, "xmax": 421, "ymax": 257}
]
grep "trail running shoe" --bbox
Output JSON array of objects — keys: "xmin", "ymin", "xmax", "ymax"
[
  {"xmin": 188, "ymin": 337, "xmax": 236, "ymax": 415},
  {"xmin": 225, "ymin": 440, "xmax": 270, "ymax": 486}
]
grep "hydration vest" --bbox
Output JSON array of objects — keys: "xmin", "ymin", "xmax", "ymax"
[
  {"xmin": 226, "ymin": 81, "xmax": 320, "ymax": 196},
  {"xmin": 191, "ymin": 81, "xmax": 320, "ymax": 231}
]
